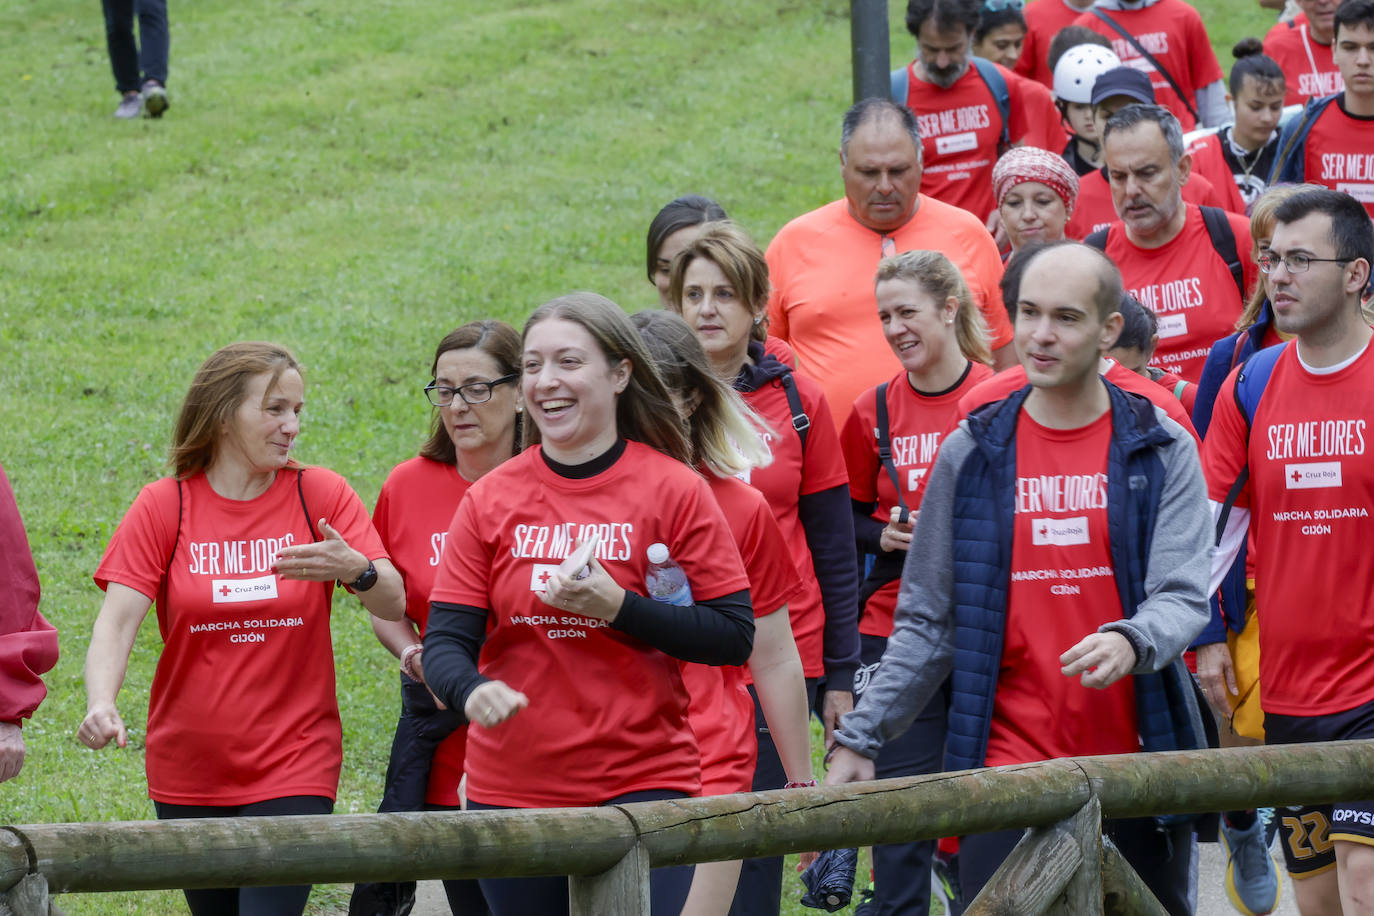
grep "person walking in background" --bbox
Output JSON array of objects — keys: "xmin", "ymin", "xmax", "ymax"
[
  {"xmin": 663, "ymin": 222, "xmax": 861, "ymax": 916},
  {"xmin": 79, "ymin": 341, "xmax": 405, "ymax": 916},
  {"xmin": 0, "ymin": 462, "xmax": 59, "ymax": 786},
  {"xmin": 101, "ymin": 0, "xmax": 170, "ymax": 119},
  {"xmin": 349, "ymin": 321, "xmax": 520, "ymax": 916}
]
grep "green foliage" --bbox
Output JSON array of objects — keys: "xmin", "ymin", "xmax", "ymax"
[{"xmin": 1, "ymin": 0, "xmax": 1271, "ymax": 911}]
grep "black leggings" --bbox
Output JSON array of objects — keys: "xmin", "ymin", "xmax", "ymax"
[
  {"xmin": 468, "ymin": 790, "xmax": 694, "ymax": 916},
  {"xmin": 153, "ymin": 795, "xmax": 333, "ymax": 916}
]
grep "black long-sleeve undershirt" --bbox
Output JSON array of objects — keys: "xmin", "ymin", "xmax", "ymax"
[
  {"xmin": 799, "ymin": 483, "xmax": 861, "ymax": 689},
  {"xmin": 423, "ymin": 589, "xmax": 754, "ymax": 719},
  {"xmin": 852, "ymin": 498, "xmax": 886, "ymax": 556}
]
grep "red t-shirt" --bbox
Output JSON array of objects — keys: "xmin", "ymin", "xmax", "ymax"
[
  {"xmin": 1100, "ymin": 204, "xmax": 1255, "ymax": 383},
  {"xmin": 683, "ymin": 475, "xmax": 802, "ymax": 795},
  {"xmin": 1201, "ymin": 342, "xmax": 1374, "ymax": 715},
  {"xmin": 842, "ymin": 363, "xmax": 996, "ymax": 637},
  {"xmin": 986, "ymin": 410, "xmax": 1140, "ymax": 766},
  {"xmin": 1065, "ymin": 168, "xmax": 1231, "ymax": 240},
  {"xmin": 1151, "ymin": 368, "xmax": 1197, "ymax": 416},
  {"xmin": 1298, "ymin": 97, "xmax": 1374, "ymax": 219},
  {"xmin": 1265, "ymin": 18, "xmax": 1342, "ymax": 105},
  {"xmin": 94, "ymin": 467, "xmax": 388, "ymax": 805},
  {"xmin": 373, "ymin": 455, "xmax": 471, "ymax": 806},
  {"xmin": 1012, "ymin": 71, "xmax": 1071, "ymax": 153},
  {"xmin": 1017, "ymin": 0, "xmax": 1090, "ymax": 88},
  {"xmin": 902, "ymin": 61, "xmax": 1030, "ymax": 220},
  {"xmin": 956, "ymin": 362, "xmax": 1200, "ymax": 443},
  {"xmin": 429, "ymin": 442, "xmax": 749, "ymax": 808},
  {"xmin": 766, "ymin": 198, "xmax": 1011, "ymax": 423},
  {"xmin": 740, "ymin": 371, "xmax": 852, "ymax": 677},
  {"xmin": 1073, "ymin": 0, "xmax": 1223, "ymax": 131},
  {"xmin": 1185, "ymin": 134, "xmax": 1248, "ymax": 215}
]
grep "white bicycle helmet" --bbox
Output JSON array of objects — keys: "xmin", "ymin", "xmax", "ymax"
[{"xmin": 1053, "ymin": 45, "xmax": 1123, "ymax": 104}]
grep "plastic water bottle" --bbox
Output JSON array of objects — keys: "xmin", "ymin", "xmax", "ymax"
[{"xmin": 645, "ymin": 543, "xmax": 694, "ymax": 607}]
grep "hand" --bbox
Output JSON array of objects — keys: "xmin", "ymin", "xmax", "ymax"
[
  {"xmin": 465, "ymin": 681, "xmax": 529, "ymax": 729},
  {"xmin": 879, "ymin": 505, "xmax": 913, "ymax": 553},
  {"xmin": 79, "ymin": 703, "xmax": 127, "ymax": 750},
  {"xmin": 274, "ymin": 519, "xmax": 369, "ymax": 583},
  {"xmin": 823, "ymin": 745, "xmax": 875, "ymax": 786},
  {"xmin": 0, "ymin": 723, "xmax": 24, "ymax": 783},
  {"xmin": 1060, "ymin": 631, "xmax": 1136, "ymax": 689},
  {"xmin": 984, "ymin": 208, "xmax": 1010, "ymax": 251},
  {"xmin": 1195, "ymin": 642, "xmax": 1239, "ymax": 716},
  {"xmin": 538, "ymin": 552, "xmax": 625, "ymax": 622},
  {"xmin": 820, "ymin": 689, "xmax": 853, "ymax": 751}
]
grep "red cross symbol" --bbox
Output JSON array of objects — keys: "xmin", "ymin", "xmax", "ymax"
[
  {"xmin": 1291, "ymin": 469, "xmax": 1302, "ymax": 483},
  {"xmin": 219, "ymin": 585, "xmax": 232, "ymax": 596},
  {"xmin": 1039, "ymin": 525, "xmax": 1048, "ymax": 537},
  {"xmin": 538, "ymin": 571, "xmax": 552, "ymax": 585}
]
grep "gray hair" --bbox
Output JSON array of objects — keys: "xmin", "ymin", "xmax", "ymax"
[
  {"xmin": 1102, "ymin": 103, "xmax": 1185, "ymax": 164},
  {"xmin": 840, "ymin": 98, "xmax": 922, "ymax": 162}
]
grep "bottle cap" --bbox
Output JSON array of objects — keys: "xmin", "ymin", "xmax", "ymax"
[{"xmin": 646, "ymin": 542, "xmax": 669, "ymax": 565}]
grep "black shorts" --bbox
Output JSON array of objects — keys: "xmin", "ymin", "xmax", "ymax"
[{"xmin": 1264, "ymin": 695, "xmax": 1374, "ymax": 877}]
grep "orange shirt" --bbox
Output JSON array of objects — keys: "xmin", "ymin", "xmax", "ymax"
[{"xmin": 766, "ymin": 197, "xmax": 1012, "ymax": 423}]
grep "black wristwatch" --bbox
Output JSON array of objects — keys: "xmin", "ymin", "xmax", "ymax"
[{"xmin": 345, "ymin": 560, "xmax": 378, "ymax": 592}]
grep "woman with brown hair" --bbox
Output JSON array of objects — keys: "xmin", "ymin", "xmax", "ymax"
[
  {"xmin": 423, "ymin": 293, "xmax": 754, "ymax": 916},
  {"xmin": 350, "ymin": 320, "xmax": 522, "ymax": 916},
  {"xmin": 79, "ymin": 341, "xmax": 403, "ymax": 915}
]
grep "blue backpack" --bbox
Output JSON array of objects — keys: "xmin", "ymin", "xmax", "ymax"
[
  {"xmin": 889, "ymin": 57, "xmax": 1012, "ymax": 154},
  {"xmin": 1213, "ymin": 341, "xmax": 1288, "ymax": 537},
  {"xmin": 1270, "ymin": 94, "xmax": 1340, "ymax": 185}
]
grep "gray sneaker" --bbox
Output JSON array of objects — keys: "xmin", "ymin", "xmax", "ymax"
[
  {"xmin": 141, "ymin": 81, "xmax": 169, "ymax": 118},
  {"xmin": 114, "ymin": 92, "xmax": 142, "ymax": 119}
]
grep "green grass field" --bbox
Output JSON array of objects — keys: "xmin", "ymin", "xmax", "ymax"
[{"xmin": 2, "ymin": 0, "xmax": 1273, "ymax": 911}]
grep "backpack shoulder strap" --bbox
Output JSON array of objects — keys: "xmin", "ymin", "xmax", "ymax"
[
  {"xmin": 1089, "ymin": 8, "xmax": 1200, "ymax": 124},
  {"xmin": 890, "ymin": 66, "xmax": 909, "ymax": 105},
  {"xmin": 778, "ymin": 371, "xmax": 811, "ymax": 451},
  {"xmin": 1272, "ymin": 96, "xmax": 1330, "ymax": 183},
  {"xmin": 1213, "ymin": 342, "xmax": 1288, "ymax": 543},
  {"xmin": 296, "ymin": 467, "xmax": 320, "ymax": 541},
  {"xmin": 873, "ymin": 383, "xmax": 911, "ymax": 523},
  {"xmin": 1085, "ymin": 224, "xmax": 1110, "ymax": 251},
  {"xmin": 1198, "ymin": 205, "xmax": 1246, "ymax": 303},
  {"xmin": 971, "ymin": 57, "xmax": 1012, "ymax": 152},
  {"xmin": 158, "ymin": 477, "xmax": 184, "ymax": 610}
]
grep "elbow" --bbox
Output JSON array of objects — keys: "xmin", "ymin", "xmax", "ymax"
[{"xmin": 721, "ymin": 618, "xmax": 756, "ymax": 667}]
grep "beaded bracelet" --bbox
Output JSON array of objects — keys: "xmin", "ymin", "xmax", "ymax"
[
  {"xmin": 400, "ymin": 644, "xmax": 424, "ymax": 681},
  {"xmin": 784, "ymin": 778, "xmax": 818, "ymax": 789}
]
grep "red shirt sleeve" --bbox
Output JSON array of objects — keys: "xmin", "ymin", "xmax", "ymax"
[
  {"xmin": 841, "ymin": 389, "xmax": 881, "ymax": 504},
  {"xmin": 430, "ymin": 493, "xmax": 490, "ymax": 608},
  {"xmin": 735, "ymin": 490, "xmax": 804, "ymax": 617},
  {"xmin": 94, "ymin": 478, "xmax": 181, "ymax": 600},
  {"xmin": 1199, "ymin": 367, "xmax": 1252, "ymax": 508},
  {"xmin": 0, "ymin": 465, "xmax": 58, "ymax": 723}
]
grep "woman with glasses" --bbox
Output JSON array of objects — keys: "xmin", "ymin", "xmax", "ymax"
[
  {"xmin": 80, "ymin": 342, "xmax": 404, "ymax": 916},
  {"xmin": 350, "ymin": 320, "xmax": 523, "ymax": 916}
]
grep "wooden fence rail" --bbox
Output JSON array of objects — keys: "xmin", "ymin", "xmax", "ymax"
[{"xmin": 4, "ymin": 741, "xmax": 1374, "ymax": 912}]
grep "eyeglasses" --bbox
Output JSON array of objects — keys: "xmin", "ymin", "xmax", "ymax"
[
  {"xmin": 423, "ymin": 373, "xmax": 518, "ymax": 407},
  {"xmin": 1258, "ymin": 251, "xmax": 1352, "ymax": 274}
]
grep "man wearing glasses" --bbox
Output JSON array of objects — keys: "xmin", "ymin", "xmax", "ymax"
[{"xmin": 1202, "ymin": 187, "xmax": 1374, "ymax": 916}]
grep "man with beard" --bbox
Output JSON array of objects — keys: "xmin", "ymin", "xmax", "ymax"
[
  {"xmin": 891, "ymin": 0, "xmax": 1054, "ymax": 223},
  {"xmin": 1088, "ymin": 104, "xmax": 1256, "ymax": 383}
]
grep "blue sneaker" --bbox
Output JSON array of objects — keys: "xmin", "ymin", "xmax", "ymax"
[{"xmin": 1220, "ymin": 814, "xmax": 1281, "ymax": 915}]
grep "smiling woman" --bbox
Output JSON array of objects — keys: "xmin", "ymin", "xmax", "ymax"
[
  {"xmin": 421, "ymin": 293, "xmax": 756, "ymax": 916},
  {"xmin": 78, "ymin": 341, "xmax": 404, "ymax": 916}
]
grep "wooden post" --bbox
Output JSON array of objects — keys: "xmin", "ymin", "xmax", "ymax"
[
  {"xmin": 568, "ymin": 843, "xmax": 649, "ymax": 916},
  {"xmin": 963, "ymin": 827, "xmax": 1081, "ymax": 915},
  {"xmin": 1101, "ymin": 837, "xmax": 1169, "ymax": 916},
  {"xmin": 0, "ymin": 873, "xmax": 52, "ymax": 916},
  {"xmin": 1048, "ymin": 796, "xmax": 1102, "ymax": 915}
]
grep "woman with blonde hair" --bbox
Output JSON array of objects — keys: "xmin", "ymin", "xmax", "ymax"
[
  {"xmin": 80, "ymin": 341, "xmax": 404, "ymax": 915},
  {"xmin": 837, "ymin": 249, "xmax": 995, "ymax": 916},
  {"xmin": 632, "ymin": 309, "xmax": 814, "ymax": 915},
  {"xmin": 423, "ymin": 293, "xmax": 754, "ymax": 916},
  {"xmin": 666, "ymin": 221, "xmax": 860, "ymax": 915}
]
